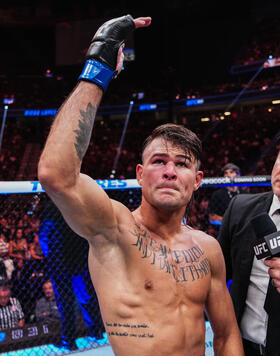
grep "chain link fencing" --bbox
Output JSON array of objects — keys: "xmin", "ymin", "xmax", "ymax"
[{"xmin": 0, "ymin": 178, "xmax": 272, "ymax": 355}]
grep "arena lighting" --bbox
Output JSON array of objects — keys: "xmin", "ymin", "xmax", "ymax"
[
  {"xmin": 201, "ymin": 117, "xmax": 210, "ymax": 122},
  {"xmin": 224, "ymin": 111, "xmax": 231, "ymax": 116},
  {"xmin": 264, "ymin": 57, "xmax": 280, "ymax": 68},
  {"xmin": 272, "ymin": 99, "xmax": 280, "ymax": 104},
  {"xmin": 24, "ymin": 109, "xmax": 57, "ymax": 117},
  {"xmin": 0, "ymin": 104, "xmax": 9, "ymax": 154},
  {"xmin": 45, "ymin": 69, "xmax": 53, "ymax": 78},
  {"xmin": 3, "ymin": 97, "xmax": 15, "ymax": 105},
  {"xmin": 268, "ymin": 107, "xmax": 272, "ymax": 112},
  {"xmin": 220, "ymin": 115, "xmax": 225, "ymax": 120},
  {"xmin": 186, "ymin": 98, "xmax": 204, "ymax": 107},
  {"xmin": 139, "ymin": 104, "xmax": 157, "ymax": 111}
]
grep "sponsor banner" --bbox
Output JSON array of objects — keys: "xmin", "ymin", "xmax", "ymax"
[
  {"xmin": 0, "ymin": 180, "xmax": 140, "ymax": 194},
  {"xmin": 201, "ymin": 175, "xmax": 271, "ymax": 187},
  {"xmin": 0, "ymin": 176, "xmax": 271, "ymax": 194}
]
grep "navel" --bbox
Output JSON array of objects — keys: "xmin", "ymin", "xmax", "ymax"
[{"xmin": 144, "ymin": 280, "xmax": 153, "ymax": 290}]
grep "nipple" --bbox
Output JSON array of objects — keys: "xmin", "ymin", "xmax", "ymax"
[{"xmin": 144, "ymin": 280, "xmax": 153, "ymax": 290}]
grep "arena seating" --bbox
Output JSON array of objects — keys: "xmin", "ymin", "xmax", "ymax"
[{"xmin": 0, "ymin": 8, "xmax": 280, "ymax": 355}]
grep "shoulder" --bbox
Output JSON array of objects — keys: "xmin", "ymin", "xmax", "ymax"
[
  {"xmin": 10, "ymin": 297, "xmax": 21, "ymax": 306},
  {"xmin": 227, "ymin": 191, "xmax": 273, "ymax": 216},
  {"xmin": 111, "ymin": 199, "xmax": 131, "ymax": 212},
  {"xmin": 111, "ymin": 199, "xmax": 135, "ymax": 225},
  {"xmin": 36, "ymin": 297, "xmax": 45, "ymax": 305},
  {"xmin": 185, "ymin": 227, "xmax": 221, "ymax": 258},
  {"xmin": 232, "ymin": 191, "xmax": 272, "ymax": 204},
  {"xmin": 86, "ymin": 199, "xmax": 135, "ymax": 246},
  {"xmin": 220, "ymin": 191, "xmax": 273, "ymax": 239},
  {"xmin": 188, "ymin": 228, "xmax": 225, "ymax": 275}
]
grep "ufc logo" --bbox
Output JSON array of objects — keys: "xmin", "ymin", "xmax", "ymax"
[
  {"xmin": 269, "ymin": 236, "xmax": 280, "ymax": 250},
  {"xmin": 254, "ymin": 242, "xmax": 268, "ymax": 255}
]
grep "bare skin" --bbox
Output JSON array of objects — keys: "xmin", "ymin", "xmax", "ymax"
[{"xmin": 38, "ymin": 16, "xmax": 243, "ymax": 356}]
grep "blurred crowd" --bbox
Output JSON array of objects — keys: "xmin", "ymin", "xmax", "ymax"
[
  {"xmin": 235, "ymin": 17, "xmax": 280, "ymax": 65},
  {"xmin": 0, "ymin": 14, "xmax": 280, "ymax": 344}
]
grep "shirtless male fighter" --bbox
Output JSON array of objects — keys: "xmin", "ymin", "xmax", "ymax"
[{"xmin": 38, "ymin": 14, "xmax": 244, "ymax": 356}]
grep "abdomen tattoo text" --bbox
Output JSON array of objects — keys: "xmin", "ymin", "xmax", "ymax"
[{"xmin": 106, "ymin": 321, "xmax": 154, "ymax": 339}]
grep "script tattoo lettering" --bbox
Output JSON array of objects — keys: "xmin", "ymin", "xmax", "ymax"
[
  {"xmin": 106, "ymin": 322, "xmax": 154, "ymax": 338},
  {"xmin": 131, "ymin": 225, "xmax": 210, "ymax": 282},
  {"xmin": 74, "ymin": 103, "xmax": 97, "ymax": 160}
]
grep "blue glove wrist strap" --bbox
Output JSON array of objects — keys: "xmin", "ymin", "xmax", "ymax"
[{"xmin": 78, "ymin": 59, "xmax": 116, "ymax": 91}]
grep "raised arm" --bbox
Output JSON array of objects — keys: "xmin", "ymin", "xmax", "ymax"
[
  {"xmin": 38, "ymin": 16, "xmax": 151, "ymax": 241},
  {"xmin": 205, "ymin": 239, "xmax": 244, "ymax": 356}
]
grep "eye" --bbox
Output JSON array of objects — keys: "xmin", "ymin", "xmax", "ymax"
[
  {"xmin": 153, "ymin": 159, "xmax": 165, "ymax": 165},
  {"xmin": 176, "ymin": 161, "xmax": 187, "ymax": 167}
]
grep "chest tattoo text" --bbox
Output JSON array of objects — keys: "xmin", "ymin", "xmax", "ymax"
[{"xmin": 131, "ymin": 225, "xmax": 210, "ymax": 283}]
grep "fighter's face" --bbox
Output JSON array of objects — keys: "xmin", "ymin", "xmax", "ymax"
[
  {"xmin": 271, "ymin": 151, "xmax": 280, "ymax": 200},
  {"xmin": 136, "ymin": 138, "xmax": 203, "ymax": 212}
]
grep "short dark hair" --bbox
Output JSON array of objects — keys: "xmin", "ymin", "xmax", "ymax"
[
  {"xmin": 221, "ymin": 163, "xmax": 241, "ymax": 175},
  {"xmin": 141, "ymin": 124, "xmax": 202, "ymax": 167}
]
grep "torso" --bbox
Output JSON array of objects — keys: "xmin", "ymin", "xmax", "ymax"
[{"xmin": 88, "ymin": 207, "xmax": 214, "ymax": 356}]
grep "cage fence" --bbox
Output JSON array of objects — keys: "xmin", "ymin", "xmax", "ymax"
[{"xmin": 0, "ymin": 177, "xmax": 272, "ymax": 355}]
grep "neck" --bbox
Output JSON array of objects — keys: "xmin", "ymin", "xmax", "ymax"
[{"xmin": 133, "ymin": 199, "xmax": 185, "ymax": 239}]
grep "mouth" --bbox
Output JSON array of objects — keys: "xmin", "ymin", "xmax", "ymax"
[{"xmin": 157, "ymin": 185, "xmax": 179, "ymax": 192}]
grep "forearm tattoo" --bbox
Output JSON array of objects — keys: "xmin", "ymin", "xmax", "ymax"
[
  {"xmin": 131, "ymin": 225, "xmax": 210, "ymax": 283},
  {"xmin": 74, "ymin": 102, "xmax": 97, "ymax": 160}
]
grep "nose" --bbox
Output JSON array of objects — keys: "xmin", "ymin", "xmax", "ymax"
[{"xmin": 163, "ymin": 162, "xmax": 177, "ymax": 181}]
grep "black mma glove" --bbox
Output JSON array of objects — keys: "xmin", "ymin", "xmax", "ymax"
[{"xmin": 79, "ymin": 15, "xmax": 135, "ymax": 91}]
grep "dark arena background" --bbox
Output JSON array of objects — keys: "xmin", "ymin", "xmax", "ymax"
[{"xmin": 0, "ymin": 1, "xmax": 280, "ymax": 355}]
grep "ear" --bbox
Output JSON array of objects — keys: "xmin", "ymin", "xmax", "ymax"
[
  {"xmin": 193, "ymin": 170, "xmax": 203, "ymax": 191},
  {"xmin": 136, "ymin": 164, "xmax": 143, "ymax": 186}
]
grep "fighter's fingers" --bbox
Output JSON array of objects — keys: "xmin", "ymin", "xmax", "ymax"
[{"xmin": 134, "ymin": 17, "xmax": 152, "ymax": 28}]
